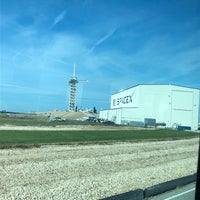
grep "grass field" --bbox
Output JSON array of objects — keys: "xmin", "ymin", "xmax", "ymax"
[
  {"xmin": 0, "ymin": 129, "xmax": 199, "ymax": 148},
  {"xmin": 0, "ymin": 114, "xmax": 93, "ymax": 126}
]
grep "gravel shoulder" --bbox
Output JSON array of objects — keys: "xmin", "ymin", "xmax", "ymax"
[
  {"xmin": 0, "ymin": 124, "xmax": 145, "ymax": 131},
  {"xmin": 0, "ymin": 138, "xmax": 199, "ymax": 199}
]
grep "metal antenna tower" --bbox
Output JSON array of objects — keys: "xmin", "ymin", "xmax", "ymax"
[{"xmin": 68, "ymin": 64, "xmax": 88, "ymax": 111}]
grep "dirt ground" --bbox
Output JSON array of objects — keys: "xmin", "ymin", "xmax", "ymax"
[
  {"xmin": 0, "ymin": 137, "xmax": 198, "ymax": 200},
  {"xmin": 0, "ymin": 124, "xmax": 143, "ymax": 131}
]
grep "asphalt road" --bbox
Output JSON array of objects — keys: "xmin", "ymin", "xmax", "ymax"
[{"xmin": 148, "ymin": 182, "xmax": 196, "ymax": 200}]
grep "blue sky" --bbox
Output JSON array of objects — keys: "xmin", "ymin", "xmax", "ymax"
[{"xmin": 0, "ymin": 0, "xmax": 200, "ymax": 113}]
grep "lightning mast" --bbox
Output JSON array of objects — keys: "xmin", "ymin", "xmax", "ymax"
[{"xmin": 68, "ymin": 64, "xmax": 88, "ymax": 111}]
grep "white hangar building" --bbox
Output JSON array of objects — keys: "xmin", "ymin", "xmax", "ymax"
[{"xmin": 99, "ymin": 84, "xmax": 199, "ymax": 130}]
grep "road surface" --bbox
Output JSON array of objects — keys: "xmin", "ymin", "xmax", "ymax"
[{"xmin": 148, "ymin": 182, "xmax": 196, "ymax": 200}]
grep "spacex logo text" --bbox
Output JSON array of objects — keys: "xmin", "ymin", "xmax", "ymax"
[{"xmin": 113, "ymin": 95, "xmax": 133, "ymax": 107}]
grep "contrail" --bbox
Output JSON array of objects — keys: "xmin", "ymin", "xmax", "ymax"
[
  {"xmin": 52, "ymin": 9, "xmax": 67, "ymax": 26},
  {"xmin": 88, "ymin": 27, "xmax": 118, "ymax": 54}
]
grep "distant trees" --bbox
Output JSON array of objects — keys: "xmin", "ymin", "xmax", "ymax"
[{"xmin": 93, "ymin": 107, "xmax": 97, "ymax": 114}]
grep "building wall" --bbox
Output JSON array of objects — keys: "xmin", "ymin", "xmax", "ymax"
[
  {"xmin": 138, "ymin": 85, "xmax": 171, "ymax": 126},
  {"xmin": 99, "ymin": 109, "xmax": 117, "ymax": 122},
  {"xmin": 100, "ymin": 84, "xmax": 199, "ymax": 130},
  {"xmin": 170, "ymin": 85, "xmax": 199, "ymax": 130}
]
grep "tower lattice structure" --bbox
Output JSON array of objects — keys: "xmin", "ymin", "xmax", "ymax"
[
  {"xmin": 68, "ymin": 64, "xmax": 87, "ymax": 111},
  {"xmin": 69, "ymin": 75, "xmax": 78, "ymax": 111}
]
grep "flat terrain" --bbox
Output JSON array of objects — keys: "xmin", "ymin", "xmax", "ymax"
[
  {"xmin": 0, "ymin": 138, "xmax": 199, "ymax": 200},
  {"xmin": 0, "ymin": 128, "xmax": 198, "ymax": 147}
]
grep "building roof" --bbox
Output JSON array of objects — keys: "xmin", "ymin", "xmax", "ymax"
[{"xmin": 112, "ymin": 84, "xmax": 200, "ymax": 95}]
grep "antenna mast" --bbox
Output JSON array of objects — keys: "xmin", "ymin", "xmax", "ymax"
[{"xmin": 73, "ymin": 63, "xmax": 76, "ymax": 77}]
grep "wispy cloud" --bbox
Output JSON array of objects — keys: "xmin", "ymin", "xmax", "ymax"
[
  {"xmin": 52, "ymin": 9, "xmax": 67, "ymax": 27},
  {"xmin": 0, "ymin": 83, "xmax": 22, "ymax": 89},
  {"xmin": 88, "ymin": 27, "xmax": 117, "ymax": 54},
  {"xmin": 0, "ymin": 83, "xmax": 63, "ymax": 96}
]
